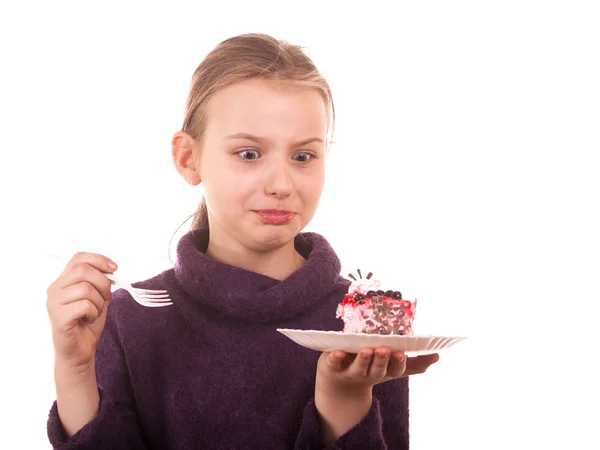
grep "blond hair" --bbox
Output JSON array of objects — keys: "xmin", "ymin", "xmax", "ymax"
[{"xmin": 180, "ymin": 33, "xmax": 335, "ymax": 229}]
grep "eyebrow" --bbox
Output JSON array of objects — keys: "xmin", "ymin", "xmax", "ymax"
[{"xmin": 225, "ymin": 133, "xmax": 324, "ymax": 146}]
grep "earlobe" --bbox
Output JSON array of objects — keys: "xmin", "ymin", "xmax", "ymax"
[{"xmin": 172, "ymin": 131, "xmax": 201, "ymax": 185}]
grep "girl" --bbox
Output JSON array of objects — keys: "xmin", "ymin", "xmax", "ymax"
[{"xmin": 46, "ymin": 33, "xmax": 439, "ymax": 449}]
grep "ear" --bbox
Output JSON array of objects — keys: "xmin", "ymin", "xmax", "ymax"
[{"xmin": 172, "ymin": 131, "xmax": 201, "ymax": 185}]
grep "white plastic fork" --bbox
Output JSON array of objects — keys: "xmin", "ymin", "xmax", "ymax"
[{"xmin": 48, "ymin": 254, "xmax": 173, "ymax": 308}]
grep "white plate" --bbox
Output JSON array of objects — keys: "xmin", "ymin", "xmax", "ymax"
[{"xmin": 277, "ymin": 329, "xmax": 466, "ymax": 355}]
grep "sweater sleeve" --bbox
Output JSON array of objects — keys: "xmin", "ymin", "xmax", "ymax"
[
  {"xmin": 294, "ymin": 377, "xmax": 410, "ymax": 450},
  {"xmin": 46, "ymin": 298, "xmax": 148, "ymax": 449}
]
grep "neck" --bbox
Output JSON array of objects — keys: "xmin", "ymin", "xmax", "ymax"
[{"xmin": 205, "ymin": 229, "xmax": 305, "ymax": 281}]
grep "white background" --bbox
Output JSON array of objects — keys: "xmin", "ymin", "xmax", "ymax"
[{"xmin": 1, "ymin": 1, "xmax": 599, "ymax": 448}]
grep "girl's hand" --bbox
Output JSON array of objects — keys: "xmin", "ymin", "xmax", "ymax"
[
  {"xmin": 314, "ymin": 346, "xmax": 439, "ymax": 444},
  {"xmin": 318, "ymin": 346, "xmax": 439, "ymax": 392},
  {"xmin": 46, "ymin": 252, "xmax": 117, "ymax": 372}
]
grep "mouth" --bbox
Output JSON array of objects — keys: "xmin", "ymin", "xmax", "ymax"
[{"xmin": 253, "ymin": 209, "xmax": 296, "ymax": 225}]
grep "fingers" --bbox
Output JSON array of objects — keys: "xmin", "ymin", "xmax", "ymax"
[
  {"xmin": 325, "ymin": 350, "xmax": 348, "ymax": 372},
  {"xmin": 322, "ymin": 349, "xmax": 440, "ymax": 382},
  {"xmin": 63, "ymin": 252, "xmax": 118, "ymax": 276},
  {"xmin": 348, "ymin": 348, "xmax": 374, "ymax": 378},
  {"xmin": 59, "ymin": 281, "xmax": 108, "ymax": 314},
  {"xmin": 53, "ymin": 299, "xmax": 102, "ymax": 331},
  {"xmin": 331, "ymin": 347, "xmax": 403, "ymax": 380},
  {"xmin": 48, "ymin": 283, "xmax": 107, "ymax": 329},
  {"xmin": 56, "ymin": 262, "xmax": 113, "ymax": 302},
  {"xmin": 369, "ymin": 347, "xmax": 391, "ymax": 379},
  {"xmin": 68, "ymin": 299, "xmax": 101, "ymax": 324},
  {"xmin": 387, "ymin": 351, "xmax": 407, "ymax": 378},
  {"xmin": 47, "ymin": 254, "xmax": 116, "ymax": 327}
]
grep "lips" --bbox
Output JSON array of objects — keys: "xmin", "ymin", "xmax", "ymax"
[{"xmin": 253, "ymin": 210, "xmax": 296, "ymax": 225}]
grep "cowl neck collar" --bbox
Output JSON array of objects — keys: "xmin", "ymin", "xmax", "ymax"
[{"xmin": 173, "ymin": 228, "xmax": 342, "ymax": 322}]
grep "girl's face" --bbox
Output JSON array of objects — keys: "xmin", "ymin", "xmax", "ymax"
[{"xmin": 198, "ymin": 78, "xmax": 328, "ymax": 252}]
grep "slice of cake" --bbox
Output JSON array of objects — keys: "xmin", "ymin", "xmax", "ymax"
[{"xmin": 336, "ymin": 270, "xmax": 417, "ymax": 335}]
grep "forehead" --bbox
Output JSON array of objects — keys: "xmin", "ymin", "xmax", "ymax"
[{"xmin": 204, "ymin": 78, "xmax": 328, "ymax": 141}]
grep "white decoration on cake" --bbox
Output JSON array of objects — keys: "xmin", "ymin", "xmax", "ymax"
[{"xmin": 348, "ymin": 277, "xmax": 381, "ymax": 296}]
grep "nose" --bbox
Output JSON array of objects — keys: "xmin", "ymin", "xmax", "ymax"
[{"xmin": 264, "ymin": 157, "xmax": 292, "ymax": 199}]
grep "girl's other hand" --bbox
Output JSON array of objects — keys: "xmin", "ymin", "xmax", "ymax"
[
  {"xmin": 314, "ymin": 346, "xmax": 439, "ymax": 444},
  {"xmin": 318, "ymin": 347, "xmax": 439, "ymax": 392}
]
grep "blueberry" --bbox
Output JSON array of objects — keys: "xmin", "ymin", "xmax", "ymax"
[
  {"xmin": 354, "ymin": 293, "xmax": 364, "ymax": 301},
  {"xmin": 392, "ymin": 291, "xmax": 403, "ymax": 299},
  {"xmin": 377, "ymin": 290, "xmax": 385, "ymax": 295},
  {"xmin": 366, "ymin": 290, "xmax": 377, "ymax": 297},
  {"xmin": 385, "ymin": 290, "xmax": 394, "ymax": 297}
]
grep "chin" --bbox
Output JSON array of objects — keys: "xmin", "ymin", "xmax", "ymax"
[{"xmin": 249, "ymin": 222, "xmax": 301, "ymax": 252}]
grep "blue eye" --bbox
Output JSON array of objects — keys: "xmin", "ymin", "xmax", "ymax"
[
  {"xmin": 238, "ymin": 149, "xmax": 261, "ymax": 161},
  {"xmin": 293, "ymin": 152, "xmax": 313, "ymax": 163}
]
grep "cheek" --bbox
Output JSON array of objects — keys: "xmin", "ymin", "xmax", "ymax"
[
  {"xmin": 300, "ymin": 170, "xmax": 325, "ymax": 205},
  {"xmin": 203, "ymin": 170, "xmax": 253, "ymax": 214}
]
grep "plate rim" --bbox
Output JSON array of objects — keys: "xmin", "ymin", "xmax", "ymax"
[{"xmin": 276, "ymin": 328, "xmax": 468, "ymax": 340}]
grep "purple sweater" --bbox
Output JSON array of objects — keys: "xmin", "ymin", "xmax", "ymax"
[{"xmin": 47, "ymin": 229, "xmax": 410, "ymax": 449}]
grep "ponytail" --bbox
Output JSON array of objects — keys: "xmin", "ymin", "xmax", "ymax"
[{"xmin": 190, "ymin": 197, "xmax": 209, "ymax": 229}]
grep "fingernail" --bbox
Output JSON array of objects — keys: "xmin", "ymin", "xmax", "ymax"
[
  {"xmin": 377, "ymin": 352, "xmax": 390, "ymax": 359},
  {"xmin": 394, "ymin": 353, "xmax": 406, "ymax": 362},
  {"xmin": 108, "ymin": 261, "xmax": 118, "ymax": 270},
  {"xmin": 361, "ymin": 352, "xmax": 371, "ymax": 360}
]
